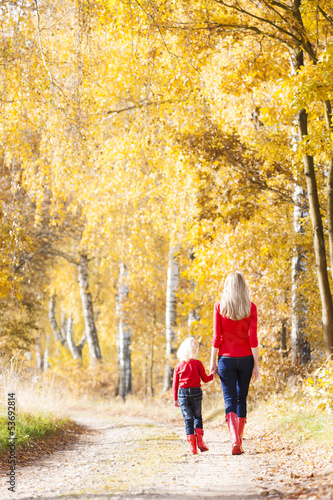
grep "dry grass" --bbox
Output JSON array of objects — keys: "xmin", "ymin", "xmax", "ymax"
[
  {"xmin": 68, "ymin": 388, "xmax": 224, "ymax": 425},
  {"xmin": 251, "ymin": 392, "xmax": 333, "ymax": 447},
  {"xmin": 0, "ymin": 355, "xmax": 77, "ymax": 454},
  {"xmin": 0, "ymin": 355, "xmax": 71, "ymax": 417}
]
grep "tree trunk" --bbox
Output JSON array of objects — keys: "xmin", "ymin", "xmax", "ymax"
[
  {"xmin": 149, "ymin": 336, "xmax": 154, "ymax": 397},
  {"xmin": 43, "ymin": 334, "xmax": 50, "ymax": 371},
  {"xmin": 188, "ymin": 308, "xmax": 199, "ymax": 336},
  {"xmin": 163, "ymin": 243, "xmax": 179, "ymax": 392},
  {"xmin": 297, "ymin": 108, "xmax": 333, "ymax": 356},
  {"xmin": 49, "ymin": 295, "xmax": 66, "ymax": 346},
  {"xmin": 280, "ymin": 319, "xmax": 287, "ymax": 359},
  {"xmin": 291, "ymin": 253, "xmax": 310, "ymax": 364},
  {"xmin": 291, "ymin": 184, "xmax": 311, "ymax": 364},
  {"xmin": 61, "ymin": 309, "xmax": 67, "ymax": 340},
  {"xmin": 66, "ymin": 316, "xmax": 86, "ymax": 360},
  {"xmin": 49, "ymin": 295, "xmax": 86, "ymax": 360},
  {"xmin": 77, "ymin": 253, "xmax": 102, "ymax": 364},
  {"xmin": 292, "ymin": 49, "xmax": 333, "ymax": 356},
  {"xmin": 36, "ymin": 336, "xmax": 43, "ymax": 373},
  {"xmin": 144, "ymin": 337, "xmax": 154, "ymax": 398},
  {"xmin": 323, "ymin": 99, "xmax": 333, "ymax": 282},
  {"xmin": 116, "ymin": 262, "xmax": 131, "ymax": 399},
  {"xmin": 24, "ymin": 351, "xmax": 32, "ymax": 361},
  {"xmin": 144, "ymin": 357, "xmax": 147, "ymax": 399}
]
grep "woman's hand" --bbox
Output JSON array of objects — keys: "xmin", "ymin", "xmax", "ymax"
[
  {"xmin": 252, "ymin": 364, "xmax": 260, "ymax": 382},
  {"xmin": 174, "ymin": 400, "xmax": 179, "ymax": 407},
  {"xmin": 210, "ymin": 347, "xmax": 219, "ymax": 378},
  {"xmin": 210, "ymin": 363, "xmax": 217, "ymax": 378},
  {"xmin": 251, "ymin": 347, "xmax": 260, "ymax": 382}
]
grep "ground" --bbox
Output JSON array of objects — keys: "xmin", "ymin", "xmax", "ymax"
[{"xmin": 0, "ymin": 403, "xmax": 332, "ymax": 500}]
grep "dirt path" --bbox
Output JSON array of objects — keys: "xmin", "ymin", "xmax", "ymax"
[{"xmin": 0, "ymin": 407, "xmax": 331, "ymax": 500}]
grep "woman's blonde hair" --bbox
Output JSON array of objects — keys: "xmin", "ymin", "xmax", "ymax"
[
  {"xmin": 177, "ymin": 337, "xmax": 199, "ymax": 362},
  {"xmin": 220, "ymin": 271, "xmax": 251, "ymax": 320}
]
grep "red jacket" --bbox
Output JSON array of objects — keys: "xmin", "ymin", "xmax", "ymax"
[
  {"xmin": 212, "ymin": 301, "xmax": 258, "ymax": 357},
  {"xmin": 173, "ymin": 359, "xmax": 213, "ymax": 401}
]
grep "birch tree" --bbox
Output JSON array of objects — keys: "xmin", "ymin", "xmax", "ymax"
[
  {"xmin": 49, "ymin": 295, "xmax": 86, "ymax": 360},
  {"xmin": 66, "ymin": 316, "xmax": 86, "ymax": 360},
  {"xmin": 163, "ymin": 243, "xmax": 179, "ymax": 392},
  {"xmin": 291, "ymin": 185, "xmax": 311, "ymax": 364},
  {"xmin": 116, "ymin": 262, "xmax": 131, "ymax": 399},
  {"xmin": 78, "ymin": 254, "xmax": 102, "ymax": 364},
  {"xmin": 49, "ymin": 295, "xmax": 67, "ymax": 347},
  {"xmin": 36, "ymin": 335, "xmax": 43, "ymax": 373}
]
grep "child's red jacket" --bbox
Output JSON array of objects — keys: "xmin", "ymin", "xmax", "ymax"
[{"xmin": 173, "ymin": 359, "xmax": 213, "ymax": 402}]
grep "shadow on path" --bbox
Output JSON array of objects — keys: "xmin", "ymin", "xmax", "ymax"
[{"xmin": 19, "ymin": 493, "xmax": 265, "ymax": 500}]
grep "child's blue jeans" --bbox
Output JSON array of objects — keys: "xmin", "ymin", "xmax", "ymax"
[
  {"xmin": 218, "ymin": 355, "xmax": 253, "ymax": 418},
  {"xmin": 178, "ymin": 387, "xmax": 203, "ymax": 435}
]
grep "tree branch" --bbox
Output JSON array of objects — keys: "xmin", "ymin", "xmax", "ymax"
[
  {"xmin": 159, "ymin": 21, "xmax": 295, "ymax": 49},
  {"xmin": 213, "ymin": 0, "xmax": 302, "ymax": 44},
  {"xmin": 318, "ymin": 6, "xmax": 333, "ymax": 28},
  {"xmin": 104, "ymin": 99, "xmax": 181, "ymax": 116},
  {"xmin": 267, "ymin": 0, "xmax": 293, "ymax": 11},
  {"xmin": 261, "ymin": 0, "xmax": 292, "ymax": 24},
  {"xmin": 209, "ymin": 22, "xmax": 295, "ymax": 49},
  {"xmin": 34, "ymin": 0, "xmax": 66, "ymax": 97}
]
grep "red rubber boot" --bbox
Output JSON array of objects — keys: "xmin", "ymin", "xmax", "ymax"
[
  {"xmin": 238, "ymin": 417, "xmax": 246, "ymax": 454},
  {"xmin": 225, "ymin": 412, "xmax": 242, "ymax": 455},
  {"xmin": 195, "ymin": 428, "xmax": 209, "ymax": 452},
  {"xmin": 187, "ymin": 434, "xmax": 198, "ymax": 454}
]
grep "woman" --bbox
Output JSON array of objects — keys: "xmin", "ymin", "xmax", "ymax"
[{"xmin": 210, "ymin": 271, "xmax": 259, "ymax": 455}]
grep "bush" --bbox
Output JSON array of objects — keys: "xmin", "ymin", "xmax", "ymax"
[{"xmin": 303, "ymin": 360, "xmax": 333, "ymax": 412}]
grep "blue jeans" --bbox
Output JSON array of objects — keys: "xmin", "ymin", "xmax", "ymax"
[
  {"xmin": 218, "ymin": 355, "xmax": 254, "ymax": 418},
  {"xmin": 178, "ymin": 387, "xmax": 203, "ymax": 435}
]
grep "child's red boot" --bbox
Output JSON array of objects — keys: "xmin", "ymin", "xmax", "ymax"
[
  {"xmin": 238, "ymin": 417, "xmax": 246, "ymax": 454},
  {"xmin": 195, "ymin": 428, "xmax": 209, "ymax": 452},
  {"xmin": 187, "ymin": 434, "xmax": 198, "ymax": 454},
  {"xmin": 225, "ymin": 412, "xmax": 242, "ymax": 455}
]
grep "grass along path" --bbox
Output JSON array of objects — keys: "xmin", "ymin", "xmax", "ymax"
[
  {"xmin": 0, "ymin": 411, "xmax": 86, "ymax": 469},
  {"xmin": 0, "ymin": 401, "xmax": 332, "ymax": 500}
]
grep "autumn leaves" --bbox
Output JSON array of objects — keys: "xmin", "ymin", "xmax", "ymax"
[{"xmin": 1, "ymin": 0, "xmax": 333, "ymax": 393}]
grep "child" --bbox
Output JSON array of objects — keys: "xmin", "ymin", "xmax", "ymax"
[{"xmin": 173, "ymin": 337, "xmax": 215, "ymax": 455}]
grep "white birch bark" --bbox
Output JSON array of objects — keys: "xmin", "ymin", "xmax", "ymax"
[
  {"xmin": 148, "ymin": 337, "xmax": 154, "ymax": 397},
  {"xmin": 66, "ymin": 316, "xmax": 86, "ymax": 360},
  {"xmin": 49, "ymin": 295, "xmax": 66, "ymax": 346},
  {"xmin": 43, "ymin": 334, "xmax": 50, "ymax": 371},
  {"xmin": 49, "ymin": 295, "xmax": 86, "ymax": 360},
  {"xmin": 36, "ymin": 337, "xmax": 43, "ymax": 373},
  {"xmin": 163, "ymin": 243, "xmax": 179, "ymax": 392},
  {"xmin": 61, "ymin": 310, "xmax": 67, "ymax": 341},
  {"xmin": 116, "ymin": 262, "xmax": 131, "ymax": 399},
  {"xmin": 78, "ymin": 253, "xmax": 102, "ymax": 364},
  {"xmin": 291, "ymin": 184, "xmax": 311, "ymax": 364}
]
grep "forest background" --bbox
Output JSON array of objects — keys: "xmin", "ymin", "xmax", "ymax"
[{"xmin": 1, "ymin": 0, "xmax": 333, "ymax": 412}]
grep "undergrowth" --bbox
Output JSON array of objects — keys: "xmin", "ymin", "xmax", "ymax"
[
  {"xmin": 0, "ymin": 355, "xmax": 74, "ymax": 455},
  {"xmin": 252, "ymin": 394, "xmax": 333, "ymax": 447},
  {"xmin": 0, "ymin": 411, "xmax": 72, "ymax": 453}
]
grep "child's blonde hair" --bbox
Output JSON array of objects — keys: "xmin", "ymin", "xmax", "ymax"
[{"xmin": 177, "ymin": 337, "xmax": 199, "ymax": 362}]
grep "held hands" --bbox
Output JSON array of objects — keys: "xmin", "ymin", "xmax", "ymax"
[{"xmin": 210, "ymin": 363, "xmax": 218, "ymax": 378}]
